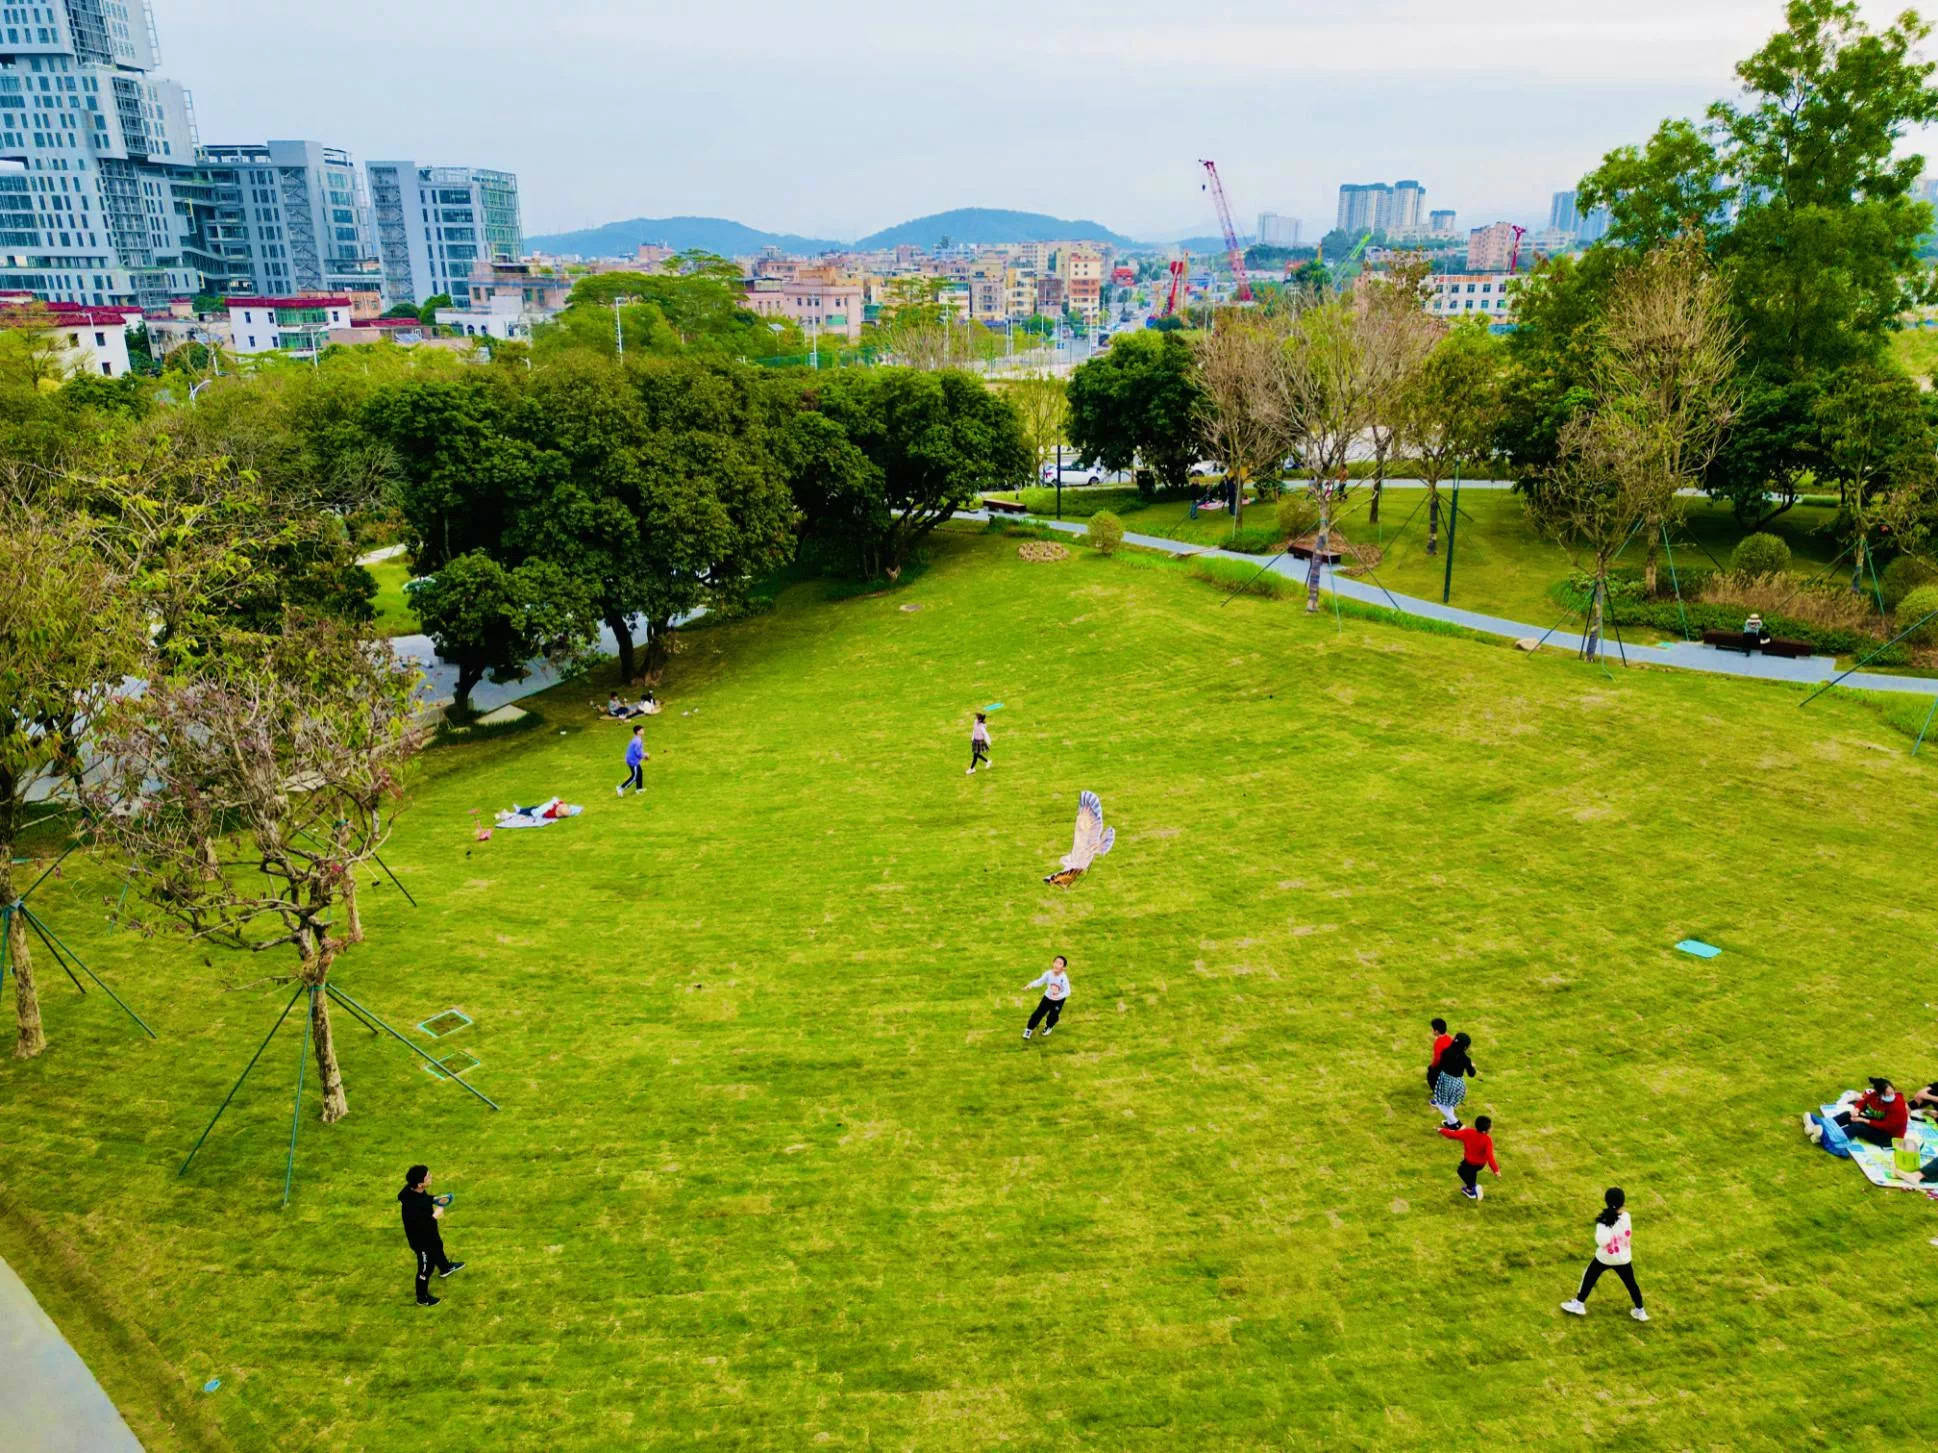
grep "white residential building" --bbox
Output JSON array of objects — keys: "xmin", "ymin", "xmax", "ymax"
[
  {"xmin": 195, "ymin": 141, "xmax": 382, "ymax": 303},
  {"xmin": 0, "ymin": 291, "xmax": 139, "ymax": 374},
  {"xmin": 366, "ymin": 160, "xmax": 522, "ymax": 308},
  {"xmin": 226, "ymin": 293, "xmax": 349, "ymax": 358},
  {"xmin": 1426, "ymin": 272, "xmax": 1520, "ymax": 320}
]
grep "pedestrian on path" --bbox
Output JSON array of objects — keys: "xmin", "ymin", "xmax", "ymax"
[
  {"xmin": 399, "ymin": 1164, "xmax": 465, "ymax": 1307},
  {"xmin": 617, "ymin": 724, "xmax": 648, "ymax": 797},
  {"xmin": 1022, "ymin": 955, "xmax": 1069, "ymax": 1040},
  {"xmin": 1560, "ymin": 1187, "xmax": 1647, "ymax": 1322},
  {"xmin": 1425, "ymin": 1017, "xmax": 1452, "ymax": 1097},
  {"xmin": 1438, "ymin": 1114, "xmax": 1500, "ymax": 1201},
  {"xmin": 968, "ymin": 712, "xmax": 992, "ymax": 774},
  {"xmin": 1430, "ymin": 1031, "xmax": 1478, "ymax": 1128}
]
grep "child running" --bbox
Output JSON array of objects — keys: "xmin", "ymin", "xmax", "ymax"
[
  {"xmin": 1438, "ymin": 1114, "xmax": 1500, "ymax": 1201},
  {"xmin": 616, "ymin": 724, "xmax": 648, "ymax": 797},
  {"xmin": 968, "ymin": 712, "xmax": 992, "ymax": 775},
  {"xmin": 1425, "ymin": 1017, "xmax": 1452, "ymax": 1099},
  {"xmin": 1561, "ymin": 1187, "xmax": 1648, "ymax": 1322},
  {"xmin": 1021, "ymin": 955, "xmax": 1069, "ymax": 1041},
  {"xmin": 1430, "ymin": 1031, "xmax": 1477, "ymax": 1128}
]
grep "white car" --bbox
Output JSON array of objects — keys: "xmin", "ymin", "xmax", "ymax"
[{"xmin": 1041, "ymin": 463, "xmax": 1106, "ymax": 486}]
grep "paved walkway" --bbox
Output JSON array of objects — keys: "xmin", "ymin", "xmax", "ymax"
[
  {"xmin": 0, "ymin": 1255, "xmax": 142, "ymax": 1451},
  {"xmin": 978, "ymin": 513, "xmax": 1938, "ymax": 699}
]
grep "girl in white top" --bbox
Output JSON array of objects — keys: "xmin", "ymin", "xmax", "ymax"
[
  {"xmin": 968, "ymin": 713, "xmax": 992, "ymax": 774},
  {"xmin": 1560, "ymin": 1186, "xmax": 1647, "ymax": 1322},
  {"xmin": 1022, "ymin": 955, "xmax": 1069, "ymax": 1041}
]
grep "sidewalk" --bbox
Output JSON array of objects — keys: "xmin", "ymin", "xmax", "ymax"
[
  {"xmin": 0, "ymin": 1255, "xmax": 142, "ymax": 1451},
  {"xmin": 977, "ymin": 513, "xmax": 1938, "ymax": 699}
]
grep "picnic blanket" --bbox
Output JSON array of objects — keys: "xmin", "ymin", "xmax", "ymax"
[
  {"xmin": 1809, "ymin": 1094, "xmax": 1938, "ymax": 1193},
  {"xmin": 494, "ymin": 797, "xmax": 584, "ymax": 830}
]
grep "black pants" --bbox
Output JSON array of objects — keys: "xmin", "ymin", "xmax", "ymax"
[
  {"xmin": 1426, "ymin": 1064, "xmax": 1440, "ymax": 1093},
  {"xmin": 1576, "ymin": 1259, "xmax": 1642, "ymax": 1308},
  {"xmin": 412, "ymin": 1238, "xmax": 452, "ymax": 1301},
  {"xmin": 1457, "ymin": 1160, "xmax": 1480, "ymax": 1192},
  {"xmin": 970, "ymin": 741, "xmax": 989, "ymax": 768},
  {"xmin": 1027, "ymin": 995, "xmax": 1064, "ymax": 1031},
  {"xmin": 1832, "ymin": 1111, "xmax": 1896, "ymax": 1147},
  {"xmin": 619, "ymin": 764, "xmax": 643, "ymax": 793}
]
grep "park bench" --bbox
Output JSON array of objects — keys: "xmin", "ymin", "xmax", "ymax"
[
  {"xmin": 981, "ymin": 496, "xmax": 1029, "ymax": 516},
  {"xmin": 1700, "ymin": 629, "xmax": 1815, "ymax": 659}
]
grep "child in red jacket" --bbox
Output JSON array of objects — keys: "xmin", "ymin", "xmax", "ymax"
[
  {"xmin": 1440, "ymin": 1114, "xmax": 1501, "ymax": 1201},
  {"xmin": 1425, "ymin": 1017, "xmax": 1452, "ymax": 1099}
]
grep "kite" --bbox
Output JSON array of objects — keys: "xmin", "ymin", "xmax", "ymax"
[{"xmin": 1045, "ymin": 791, "xmax": 1115, "ymax": 887}]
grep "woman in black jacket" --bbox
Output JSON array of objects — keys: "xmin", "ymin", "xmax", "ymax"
[{"xmin": 1430, "ymin": 1032, "xmax": 1478, "ymax": 1129}]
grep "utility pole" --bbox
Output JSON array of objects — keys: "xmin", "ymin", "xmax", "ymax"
[
  {"xmin": 613, "ymin": 298, "xmax": 624, "ymax": 358},
  {"xmin": 1056, "ymin": 441, "xmax": 1063, "ymax": 520},
  {"xmin": 1441, "ymin": 467, "xmax": 1462, "ymax": 604}
]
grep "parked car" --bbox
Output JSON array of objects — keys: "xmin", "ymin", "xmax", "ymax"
[{"xmin": 1188, "ymin": 460, "xmax": 1223, "ymax": 478}]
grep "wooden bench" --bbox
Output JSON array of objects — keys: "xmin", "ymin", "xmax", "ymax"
[
  {"xmin": 1700, "ymin": 629, "xmax": 1814, "ymax": 659},
  {"xmin": 980, "ymin": 496, "xmax": 1029, "ymax": 516}
]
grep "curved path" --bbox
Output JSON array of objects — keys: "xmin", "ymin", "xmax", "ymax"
[
  {"xmin": 980, "ymin": 512, "xmax": 1938, "ymax": 699},
  {"xmin": 0, "ymin": 1255, "xmax": 142, "ymax": 1451}
]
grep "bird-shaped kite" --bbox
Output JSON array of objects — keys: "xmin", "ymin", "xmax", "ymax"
[{"xmin": 1045, "ymin": 790, "xmax": 1115, "ymax": 887}]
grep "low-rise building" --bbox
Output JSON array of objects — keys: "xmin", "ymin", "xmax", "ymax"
[
  {"xmin": 0, "ymin": 294, "xmax": 142, "ymax": 376},
  {"xmin": 227, "ymin": 295, "xmax": 353, "ymax": 358}
]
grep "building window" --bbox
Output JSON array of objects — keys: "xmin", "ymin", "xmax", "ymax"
[{"xmin": 100, "ymin": 360, "xmax": 111, "ymax": 375}]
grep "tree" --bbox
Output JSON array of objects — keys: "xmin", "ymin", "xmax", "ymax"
[
  {"xmin": 382, "ymin": 302, "xmax": 422, "ymax": 319},
  {"xmin": 1529, "ymin": 238, "xmax": 1740, "ymax": 655},
  {"xmin": 1813, "ymin": 363, "xmax": 1937, "ymax": 600},
  {"xmin": 807, "ymin": 368, "xmax": 1032, "ymax": 575},
  {"xmin": 86, "ymin": 621, "xmax": 423, "ymax": 1124},
  {"xmin": 1066, "ymin": 331, "xmax": 1205, "ymax": 497},
  {"xmin": 1270, "ymin": 292, "xmax": 1421, "ymax": 611},
  {"xmin": 417, "ymin": 293, "xmax": 454, "ymax": 325},
  {"xmin": 1008, "ymin": 371, "xmax": 1068, "ymax": 485},
  {"xmin": 1397, "ymin": 321, "xmax": 1504, "ymax": 557},
  {"xmin": 1357, "ymin": 261, "xmax": 1439, "ymax": 526},
  {"xmin": 1192, "ymin": 312, "xmax": 1288, "ymax": 528},
  {"xmin": 409, "ymin": 552, "xmax": 597, "ymax": 715},
  {"xmin": 0, "ymin": 503, "xmax": 144, "ymax": 1057}
]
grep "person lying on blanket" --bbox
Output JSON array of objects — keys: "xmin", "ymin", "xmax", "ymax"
[
  {"xmin": 1807, "ymin": 1077, "xmax": 1908, "ymax": 1149},
  {"xmin": 1908, "ymin": 1082, "xmax": 1938, "ymax": 1115}
]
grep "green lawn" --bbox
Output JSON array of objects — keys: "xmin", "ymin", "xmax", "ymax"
[
  {"xmin": 3, "ymin": 524, "xmax": 1936, "ymax": 1449},
  {"xmin": 366, "ymin": 554, "xmax": 416, "ymax": 637}
]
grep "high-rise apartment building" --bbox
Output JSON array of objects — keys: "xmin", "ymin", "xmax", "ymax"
[
  {"xmin": 1429, "ymin": 209, "xmax": 1457, "ymax": 234},
  {"xmin": 1257, "ymin": 212, "xmax": 1301, "ymax": 247},
  {"xmin": 196, "ymin": 141, "xmax": 380, "ymax": 303},
  {"xmin": 1547, "ymin": 188, "xmax": 1612, "ymax": 245},
  {"xmin": 1467, "ymin": 221, "xmax": 1520, "ymax": 271},
  {"xmin": 0, "ymin": 0, "xmax": 219, "ymax": 307},
  {"xmin": 366, "ymin": 160, "xmax": 522, "ymax": 308},
  {"xmin": 1336, "ymin": 180, "xmax": 1427, "ymax": 235}
]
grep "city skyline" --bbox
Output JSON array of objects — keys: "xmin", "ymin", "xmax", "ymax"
[{"xmin": 164, "ymin": 0, "xmax": 1937, "ymax": 240}]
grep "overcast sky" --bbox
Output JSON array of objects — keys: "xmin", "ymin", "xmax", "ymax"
[{"xmin": 163, "ymin": 0, "xmax": 1935, "ymax": 241}]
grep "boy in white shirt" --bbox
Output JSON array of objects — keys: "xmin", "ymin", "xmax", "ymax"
[{"xmin": 1022, "ymin": 955, "xmax": 1070, "ymax": 1040}]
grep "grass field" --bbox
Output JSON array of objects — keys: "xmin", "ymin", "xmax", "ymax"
[
  {"xmin": 365, "ymin": 554, "xmax": 417, "ymax": 637},
  {"xmin": 4, "ymin": 524, "xmax": 1937, "ymax": 1450}
]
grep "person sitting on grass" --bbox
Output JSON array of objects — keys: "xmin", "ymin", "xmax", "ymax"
[
  {"xmin": 1907, "ymin": 1081, "xmax": 1938, "ymax": 1117},
  {"xmin": 1806, "ymin": 1077, "xmax": 1908, "ymax": 1149},
  {"xmin": 1439, "ymin": 1114, "xmax": 1501, "ymax": 1202},
  {"xmin": 606, "ymin": 693, "xmax": 629, "ymax": 717}
]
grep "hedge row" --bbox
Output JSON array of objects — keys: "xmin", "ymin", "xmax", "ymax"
[{"xmin": 1551, "ymin": 583, "xmax": 1910, "ymax": 665}]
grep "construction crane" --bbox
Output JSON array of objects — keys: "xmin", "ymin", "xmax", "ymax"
[
  {"xmin": 1197, "ymin": 159, "xmax": 1253, "ymax": 303},
  {"xmin": 1161, "ymin": 254, "xmax": 1189, "ymax": 318},
  {"xmin": 1508, "ymin": 224, "xmax": 1530, "ymax": 274}
]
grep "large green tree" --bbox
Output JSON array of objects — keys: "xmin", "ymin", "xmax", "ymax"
[
  {"xmin": 1065, "ymin": 332, "xmax": 1205, "ymax": 497},
  {"xmin": 410, "ymin": 551, "xmax": 597, "ymax": 714}
]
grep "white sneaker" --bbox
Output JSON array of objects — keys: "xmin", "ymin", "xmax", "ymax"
[
  {"xmin": 1022, "ymin": 1029, "xmax": 1032, "ymax": 1040},
  {"xmin": 1802, "ymin": 1114, "xmax": 1823, "ymax": 1143},
  {"xmin": 1474, "ymin": 1185, "xmax": 1484, "ymax": 1201},
  {"xmin": 966, "ymin": 768, "xmax": 975, "ymax": 775},
  {"xmin": 1560, "ymin": 1299, "xmax": 1586, "ymax": 1317},
  {"xmin": 615, "ymin": 785, "xmax": 623, "ymax": 797},
  {"xmin": 1630, "ymin": 1307, "xmax": 1650, "ymax": 1323},
  {"xmin": 1041, "ymin": 1027, "xmax": 1053, "ymax": 1038}
]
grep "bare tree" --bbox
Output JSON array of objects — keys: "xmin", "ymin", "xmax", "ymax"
[
  {"xmin": 1271, "ymin": 291, "xmax": 1426, "ymax": 612},
  {"xmin": 1358, "ymin": 259, "xmax": 1439, "ymax": 527},
  {"xmin": 0, "ymin": 501, "xmax": 144, "ymax": 1058},
  {"xmin": 1193, "ymin": 310, "xmax": 1289, "ymax": 529},
  {"xmin": 1533, "ymin": 235, "xmax": 1739, "ymax": 657},
  {"xmin": 86, "ymin": 620, "xmax": 424, "ymax": 1122}
]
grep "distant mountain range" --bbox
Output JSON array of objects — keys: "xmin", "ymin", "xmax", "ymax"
[{"xmin": 527, "ymin": 207, "xmax": 1140, "ymax": 259}]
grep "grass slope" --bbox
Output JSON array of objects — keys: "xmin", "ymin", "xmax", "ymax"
[{"xmin": 3, "ymin": 527, "xmax": 1935, "ymax": 1450}]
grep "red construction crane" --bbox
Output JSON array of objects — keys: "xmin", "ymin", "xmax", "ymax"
[
  {"xmin": 1508, "ymin": 224, "xmax": 1530, "ymax": 275},
  {"xmin": 1162, "ymin": 254, "xmax": 1189, "ymax": 317},
  {"xmin": 1197, "ymin": 159, "xmax": 1253, "ymax": 303}
]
